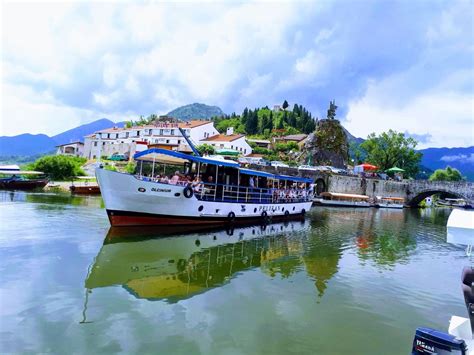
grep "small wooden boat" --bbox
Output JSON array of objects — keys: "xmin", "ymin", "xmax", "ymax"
[
  {"xmin": 70, "ymin": 176, "xmax": 100, "ymax": 195},
  {"xmin": 375, "ymin": 196, "xmax": 405, "ymax": 209},
  {"xmin": 313, "ymin": 192, "xmax": 371, "ymax": 207},
  {"xmin": 70, "ymin": 185, "xmax": 101, "ymax": 194}
]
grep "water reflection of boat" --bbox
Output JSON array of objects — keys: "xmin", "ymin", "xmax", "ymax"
[{"xmin": 85, "ymin": 220, "xmax": 310, "ymax": 302}]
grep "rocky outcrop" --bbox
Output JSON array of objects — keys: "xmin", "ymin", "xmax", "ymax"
[{"xmin": 300, "ymin": 119, "xmax": 349, "ymax": 168}]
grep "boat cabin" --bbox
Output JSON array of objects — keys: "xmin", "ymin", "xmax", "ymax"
[{"xmin": 133, "ymin": 148, "xmax": 313, "ymax": 204}]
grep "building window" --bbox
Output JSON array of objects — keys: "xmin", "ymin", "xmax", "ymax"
[
  {"xmin": 178, "ymin": 140, "xmax": 181, "ymax": 144},
  {"xmin": 231, "ymin": 145, "xmax": 233, "ymax": 149},
  {"xmin": 244, "ymin": 149, "xmax": 246, "ymax": 154},
  {"xmin": 94, "ymin": 142, "xmax": 97, "ymax": 147},
  {"xmin": 171, "ymin": 129, "xmax": 175, "ymax": 135},
  {"xmin": 102, "ymin": 142, "xmax": 105, "ymax": 146}
]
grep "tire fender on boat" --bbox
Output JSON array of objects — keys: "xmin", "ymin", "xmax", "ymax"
[{"xmin": 183, "ymin": 186, "xmax": 194, "ymax": 198}]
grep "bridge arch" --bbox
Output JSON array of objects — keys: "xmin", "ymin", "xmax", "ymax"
[
  {"xmin": 314, "ymin": 178, "xmax": 327, "ymax": 196},
  {"xmin": 407, "ymin": 189, "xmax": 466, "ymax": 207}
]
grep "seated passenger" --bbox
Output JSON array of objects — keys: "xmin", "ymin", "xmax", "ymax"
[
  {"xmin": 192, "ymin": 176, "xmax": 203, "ymax": 193},
  {"xmin": 160, "ymin": 175, "xmax": 169, "ymax": 184},
  {"xmin": 169, "ymin": 171, "xmax": 180, "ymax": 185}
]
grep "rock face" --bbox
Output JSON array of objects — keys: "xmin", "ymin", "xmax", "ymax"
[{"xmin": 300, "ymin": 119, "xmax": 349, "ymax": 168}]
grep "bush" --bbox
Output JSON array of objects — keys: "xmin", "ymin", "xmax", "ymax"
[
  {"xmin": 429, "ymin": 166, "xmax": 464, "ymax": 182},
  {"xmin": 29, "ymin": 155, "xmax": 86, "ymax": 180},
  {"xmin": 125, "ymin": 162, "xmax": 136, "ymax": 174}
]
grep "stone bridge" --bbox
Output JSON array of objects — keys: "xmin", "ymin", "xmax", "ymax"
[{"xmin": 249, "ymin": 165, "xmax": 474, "ymax": 207}]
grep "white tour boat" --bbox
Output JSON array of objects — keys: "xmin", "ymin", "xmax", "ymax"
[
  {"xmin": 313, "ymin": 192, "xmax": 371, "ymax": 207},
  {"xmin": 96, "ymin": 148, "xmax": 313, "ymax": 226},
  {"xmin": 375, "ymin": 196, "xmax": 405, "ymax": 209}
]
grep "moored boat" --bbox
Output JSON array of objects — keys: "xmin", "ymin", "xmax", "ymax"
[
  {"xmin": 0, "ymin": 165, "xmax": 48, "ymax": 190},
  {"xmin": 313, "ymin": 192, "xmax": 371, "ymax": 207},
  {"xmin": 69, "ymin": 176, "xmax": 101, "ymax": 194},
  {"xmin": 375, "ymin": 196, "xmax": 405, "ymax": 209},
  {"xmin": 96, "ymin": 148, "xmax": 313, "ymax": 226}
]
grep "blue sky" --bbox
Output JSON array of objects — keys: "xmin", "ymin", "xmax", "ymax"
[{"xmin": 1, "ymin": 0, "xmax": 473, "ymax": 148}]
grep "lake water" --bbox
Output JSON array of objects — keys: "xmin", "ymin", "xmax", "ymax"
[{"xmin": 0, "ymin": 191, "xmax": 470, "ymax": 354}]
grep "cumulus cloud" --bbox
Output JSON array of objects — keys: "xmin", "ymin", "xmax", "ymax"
[
  {"xmin": 441, "ymin": 154, "xmax": 474, "ymax": 164},
  {"xmin": 1, "ymin": 0, "xmax": 473, "ymax": 145}
]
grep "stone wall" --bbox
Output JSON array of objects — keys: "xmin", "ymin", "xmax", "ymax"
[
  {"xmin": 247, "ymin": 164, "xmax": 474, "ymax": 205},
  {"xmin": 327, "ymin": 175, "xmax": 408, "ymax": 199}
]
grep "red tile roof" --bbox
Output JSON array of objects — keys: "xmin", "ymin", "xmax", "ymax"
[{"xmin": 201, "ymin": 134, "xmax": 244, "ymax": 142}]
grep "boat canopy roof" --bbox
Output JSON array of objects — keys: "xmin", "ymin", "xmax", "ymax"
[
  {"xmin": 0, "ymin": 170, "xmax": 44, "ymax": 175},
  {"xmin": 321, "ymin": 192, "xmax": 370, "ymax": 200},
  {"xmin": 134, "ymin": 148, "xmax": 240, "ymax": 168},
  {"xmin": 135, "ymin": 148, "xmax": 313, "ymax": 183},
  {"xmin": 239, "ymin": 168, "xmax": 312, "ymax": 183}
]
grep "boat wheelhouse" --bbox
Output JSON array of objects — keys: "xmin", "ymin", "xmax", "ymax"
[
  {"xmin": 313, "ymin": 192, "xmax": 371, "ymax": 207},
  {"xmin": 96, "ymin": 148, "xmax": 313, "ymax": 226}
]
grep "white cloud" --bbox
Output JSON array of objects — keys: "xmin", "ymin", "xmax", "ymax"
[
  {"xmin": 345, "ymin": 83, "xmax": 474, "ymax": 148},
  {"xmin": 441, "ymin": 154, "xmax": 474, "ymax": 163},
  {"xmin": 1, "ymin": 0, "xmax": 472, "ymax": 149}
]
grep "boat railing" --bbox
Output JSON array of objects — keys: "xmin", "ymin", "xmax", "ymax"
[
  {"xmin": 134, "ymin": 175, "xmax": 312, "ymax": 204},
  {"xmin": 195, "ymin": 182, "xmax": 311, "ymax": 204}
]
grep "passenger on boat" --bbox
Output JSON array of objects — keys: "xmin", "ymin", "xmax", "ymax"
[
  {"xmin": 170, "ymin": 171, "xmax": 180, "ymax": 185},
  {"xmin": 160, "ymin": 175, "xmax": 169, "ymax": 184},
  {"xmin": 192, "ymin": 176, "xmax": 203, "ymax": 193}
]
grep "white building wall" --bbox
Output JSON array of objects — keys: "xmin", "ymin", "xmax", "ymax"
[{"xmin": 204, "ymin": 137, "xmax": 253, "ymax": 156}]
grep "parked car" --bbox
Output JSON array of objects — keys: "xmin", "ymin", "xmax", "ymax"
[
  {"xmin": 271, "ymin": 161, "xmax": 289, "ymax": 168},
  {"xmin": 256, "ymin": 159, "xmax": 270, "ymax": 166},
  {"xmin": 108, "ymin": 154, "xmax": 127, "ymax": 161},
  {"xmin": 238, "ymin": 157, "xmax": 250, "ymax": 164}
]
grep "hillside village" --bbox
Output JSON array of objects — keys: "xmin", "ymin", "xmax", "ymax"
[{"xmin": 55, "ymin": 103, "xmax": 325, "ymax": 167}]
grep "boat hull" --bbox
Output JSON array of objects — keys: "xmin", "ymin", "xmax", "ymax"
[
  {"xmin": 376, "ymin": 203, "xmax": 404, "ymax": 209},
  {"xmin": 313, "ymin": 198, "xmax": 371, "ymax": 208},
  {"xmin": 70, "ymin": 185, "xmax": 101, "ymax": 195},
  {"xmin": 0, "ymin": 178, "xmax": 48, "ymax": 190},
  {"xmin": 96, "ymin": 168, "xmax": 313, "ymax": 227}
]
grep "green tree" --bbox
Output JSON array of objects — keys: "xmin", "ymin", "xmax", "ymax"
[
  {"xmin": 197, "ymin": 144, "xmax": 216, "ymax": 155},
  {"xmin": 245, "ymin": 110, "xmax": 258, "ymax": 135},
  {"xmin": 429, "ymin": 166, "xmax": 464, "ymax": 181},
  {"xmin": 28, "ymin": 155, "xmax": 86, "ymax": 180},
  {"xmin": 359, "ymin": 130, "xmax": 422, "ymax": 177},
  {"xmin": 282, "ymin": 100, "xmax": 289, "ymax": 110}
]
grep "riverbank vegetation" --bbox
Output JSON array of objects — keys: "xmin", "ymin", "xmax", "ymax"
[
  {"xmin": 429, "ymin": 166, "xmax": 464, "ymax": 181},
  {"xmin": 26, "ymin": 155, "xmax": 86, "ymax": 180},
  {"xmin": 357, "ymin": 130, "xmax": 422, "ymax": 178}
]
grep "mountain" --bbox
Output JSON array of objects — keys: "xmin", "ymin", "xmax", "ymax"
[
  {"xmin": 0, "ymin": 119, "xmax": 123, "ymax": 157},
  {"xmin": 52, "ymin": 118, "xmax": 123, "ymax": 145},
  {"xmin": 418, "ymin": 146, "xmax": 474, "ymax": 181},
  {"xmin": 167, "ymin": 103, "xmax": 224, "ymax": 120},
  {"xmin": 343, "ymin": 127, "xmax": 364, "ymax": 146},
  {"xmin": 0, "ymin": 134, "xmax": 56, "ymax": 156}
]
